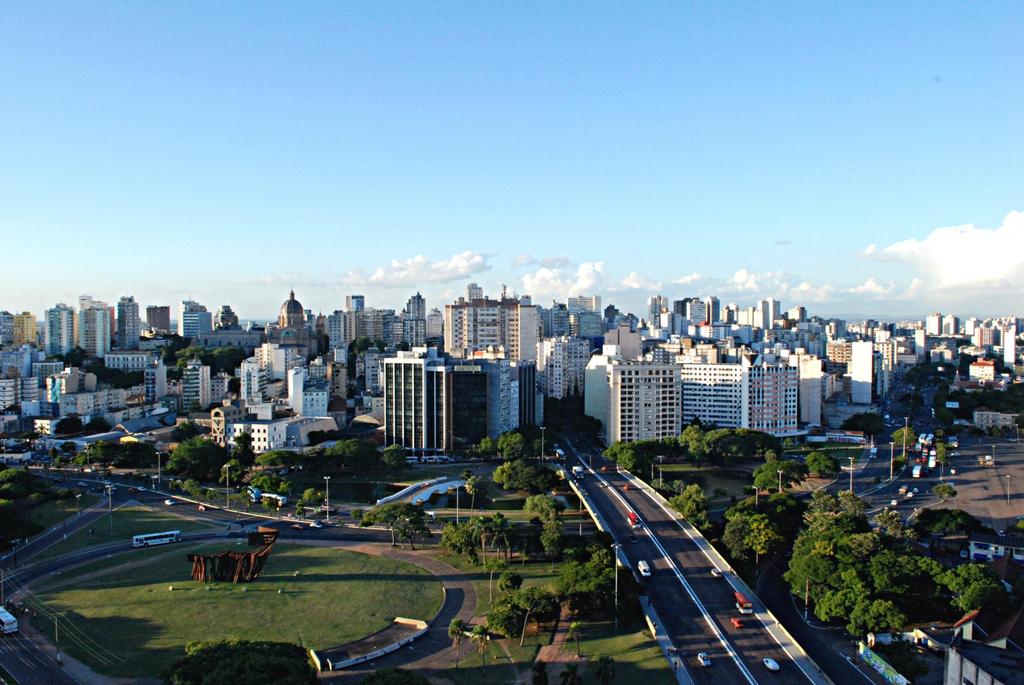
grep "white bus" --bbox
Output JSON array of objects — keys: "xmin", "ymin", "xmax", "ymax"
[
  {"xmin": 912, "ymin": 464, "xmax": 923, "ymax": 479},
  {"xmin": 131, "ymin": 530, "xmax": 182, "ymax": 548},
  {"xmin": 0, "ymin": 607, "xmax": 18, "ymax": 634}
]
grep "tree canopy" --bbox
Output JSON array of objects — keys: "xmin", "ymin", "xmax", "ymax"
[{"xmin": 164, "ymin": 640, "xmax": 316, "ymax": 685}]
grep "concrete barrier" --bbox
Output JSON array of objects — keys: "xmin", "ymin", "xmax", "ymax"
[{"xmin": 640, "ymin": 596, "xmax": 696, "ymax": 685}]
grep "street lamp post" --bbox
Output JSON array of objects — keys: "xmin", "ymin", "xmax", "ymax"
[
  {"xmin": 106, "ymin": 484, "xmax": 113, "ymax": 534},
  {"xmin": 157, "ymin": 451, "xmax": 162, "ymax": 490},
  {"xmin": 75, "ymin": 493, "xmax": 82, "ymax": 517},
  {"xmin": 324, "ymin": 476, "xmax": 331, "ymax": 523},
  {"xmin": 611, "ymin": 543, "xmax": 622, "ymax": 628},
  {"xmin": 848, "ymin": 456, "xmax": 856, "ymax": 493},
  {"xmin": 540, "ymin": 426, "xmax": 546, "ymax": 462},
  {"xmin": 225, "ymin": 464, "xmax": 230, "ymax": 510},
  {"xmin": 1005, "ymin": 475, "xmax": 1011, "ymax": 506},
  {"xmin": 889, "ymin": 442, "xmax": 895, "ymax": 481},
  {"xmin": 902, "ymin": 416, "xmax": 909, "ymax": 462},
  {"xmin": 993, "ymin": 444, "xmax": 997, "ymax": 467},
  {"xmin": 777, "ymin": 469, "xmax": 783, "ymax": 494}
]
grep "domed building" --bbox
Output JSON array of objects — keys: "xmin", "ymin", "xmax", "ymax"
[
  {"xmin": 268, "ymin": 290, "xmax": 321, "ymax": 357},
  {"xmin": 278, "ymin": 290, "xmax": 306, "ymax": 329}
]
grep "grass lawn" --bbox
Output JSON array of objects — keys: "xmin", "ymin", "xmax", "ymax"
[
  {"xmin": 658, "ymin": 465, "xmax": 751, "ymax": 502},
  {"xmin": 21, "ymin": 493, "xmax": 100, "ymax": 533},
  {"xmin": 28, "ymin": 542, "xmax": 443, "ymax": 678},
  {"xmin": 28, "ymin": 505, "xmax": 219, "ymax": 564},
  {"xmin": 576, "ymin": 620, "xmax": 675, "ymax": 685}
]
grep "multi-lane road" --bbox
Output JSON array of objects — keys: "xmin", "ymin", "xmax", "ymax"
[{"xmin": 564, "ymin": 438, "xmax": 831, "ymax": 685}]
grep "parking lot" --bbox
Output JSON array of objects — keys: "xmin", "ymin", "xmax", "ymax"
[{"xmin": 937, "ymin": 434, "xmax": 1023, "ymax": 533}]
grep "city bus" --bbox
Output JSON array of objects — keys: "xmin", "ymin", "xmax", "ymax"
[
  {"xmin": 912, "ymin": 464, "xmax": 923, "ymax": 479},
  {"xmin": 131, "ymin": 530, "xmax": 181, "ymax": 548},
  {"xmin": 734, "ymin": 592, "xmax": 754, "ymax": 615}
]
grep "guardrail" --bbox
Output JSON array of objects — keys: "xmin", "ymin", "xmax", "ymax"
[{"xmin": 617, "ymin": 469, "xmax": 834, "ymax": 685}]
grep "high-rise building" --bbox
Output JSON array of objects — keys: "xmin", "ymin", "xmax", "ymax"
[
  {"xmin": 182, "ymin": 358, "xmax": 211, "ymax": 409},
  {"xmin": 679, "ymin": 355, "xmax": 799, "ymax": 434},
  {"xmin": 144, "ymin": 360, "xmax": 167, "ymax": 402},
  {"xmin": 942, "ymin": 314, "xmax": 960, "ymax": 336},
  {"xmin": 567, "ymin": 295, "xmax": 601, "ymax": 315},
  {"xmin": 78, "ymin": 296, "xmax": 111, "ymax": 358},
  {"xmin": 704, "ymin": 296, "xmax": 721, "ymax": 324},
  {"xmin": 540, "ymin": 303, "xmax": 570, "ymax": 338},
  {"xmin": 382, "ymin": 347, "xmax": 450, "ymax": 452},
  {"xmin": 647, "ymin": 295, "xmax": 667, "ymax": 324},
  {"xmin": 444, "ymin": 292, "xmax": 540, "ymax": 361},
  {"xmin": 178, "ymin": 301, "xmax": 212, "ymax": 339},
  {"xmin": 536, "ymin": 336, "xmax": 591, "ymax": 398},
  {"xmin": 12, "ymin": 312, "xmax": 37, "ymax": 346},
  {"xmin": 405, "ymin": 292, "xmax": 426, "ymax": 320},
  {"xmin": 346, "ymin": 295, "xmax": 365, "ymax": 313},
  {"xmin": 116, "ymin": 296, "xmax": 140, "ymax": 349},
  {"xmin": 146, "ymin": 305, "xmax": 171, "ymax": 333},
  {"xmin": 0, "ymin": 311, "xmax": 13, "ymax": 346},
  {"xmin": 45, "ymin": 304, "xmax": 75, "ymax": 356},
  {"xmin": 585, "ymin": 350, "xmax": 682, "ymax": 444},
  {"xmin": 426, "ymin": 308, "xmax": 444, "ymax": 340},
  {"xmin": 466, "ymin": 283, "xmax": 484, "ymax": 301},
  {"xmin": 849, "ymin": 340, "xmax": 874, "ymax": 404},
  {"xmin": 238, "ymin": 357, "xmax": 265, "ymax": 406},
  {"xmin": 1004, "ymin": 326, "xmax": 1017, "ymax": 366},
  {"xmin": 214, "ymin": 305, "xmax": 239, "ymax": 329},
  {"xmin": 326, "ymin": 311, "xmax": 348, "ymax": 349},
  {"xmin": 788, "ymin": 352, "xmax": 823, "ymax": 426},
  {"xmin": 569, "ymin": 311, "xmax": 603, "ymax": 338},
  {"xmin": 925, "ymin": 313, "xmax": 943, "ymax": 336}
]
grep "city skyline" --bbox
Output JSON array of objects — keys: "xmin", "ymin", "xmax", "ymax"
[{"xmin": 2, "ymin": 4, "xmax": 1022, "ymax": 318}]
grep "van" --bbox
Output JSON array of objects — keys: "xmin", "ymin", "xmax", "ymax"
[
  {"xmin": 637, "ymin": 560, "xmax": 651, "ymax": 577},
  {"xmin": 0, "ymin": 608, "xmax": 18, "ymax": 635}
]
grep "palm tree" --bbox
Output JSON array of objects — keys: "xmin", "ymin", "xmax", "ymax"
[
  {"xmin": 470, "ymin": 624, "xmax": 489, "ymax": 667},
  {"xmin": 594, "ymin": 655, "xmax": 616, "ymax": 684},
  {"xmin": 448, "ymin": 618, "xmax": 466, "ymax": 667},
  {"xmin": 491, "ymin": 512, "xmax": 511, "ymax": 558},
  {"xmin": 465, "ymin": 475, "xmax": 481, "ymax": 511},
  {"xmin": 472, "ymin": 515, "xmax": 493, "ymax": 563},
  {"xmin": 558, "ymin": 663, "xmax": 579, "ymax": 685},
  {"xmin": 567, "ymin": 621, "xmax": 583, "ymax": 658},
  {"xmin": 485, "ymin": 558, "xmax": 508, "ymax": 605}
]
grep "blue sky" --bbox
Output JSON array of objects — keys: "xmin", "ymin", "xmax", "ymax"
[{"xmin": 2, "ymin": 2, "xmax": 1022, "ymax": 320}]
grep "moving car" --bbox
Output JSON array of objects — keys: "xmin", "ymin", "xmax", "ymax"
[
  {"xmin": 697, "ymin": 652, "xmax": 711, "ymax": 667},
  {"xmin": 890, "ymin": 499, "xmax": 898, "ymax": 507},
  {"xmin": 637, "ymin": 560, "xmax": 651, "ymax": 577},
  {"xmin": 710, "ymin": 568, "xmax": 722, "ymax": 578},
  {"xmin": 310, "ymin": 520, "xmax": 324, "ymax": 529},
  {"xmin": 730, "ymin": 617, "xmax": 744, "ymax": 628},
  {"xmin": 763, "ymin": 658, "xmax": 780, "ymax": 671},
  {"xmin": 163, "ymin": 499, "xmax": 175, "ymax": 506}
]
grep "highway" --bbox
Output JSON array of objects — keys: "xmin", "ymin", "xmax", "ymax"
[{"xmin": 564, "ymin": 439, "xmax": 828, "ymax": 685}]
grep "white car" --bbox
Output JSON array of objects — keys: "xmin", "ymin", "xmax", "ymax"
[
  {"xmin": 164, "ymin": 499, "xmax": 175, "ymax": 506},
  {"xmin": 637, "ymin": 560, "xmax": 651, "ymax": 577},
  {"xmin": 697, "ymin": 652, "xmax": 711, "ymax": 667},
  {"xmin": 309, "ymin": 520, "xmax": 324, "ymax": 529},
  {"xmin": 763, "ymin": 658, "xmax": 780, "ymax": 671},
  {"xmin": 890, "ymin": 499, "xmax": 898, "ymax": 507},
  {"xmin": 710, "ymin": 568, "xmax": 723, "ymax": 578}
]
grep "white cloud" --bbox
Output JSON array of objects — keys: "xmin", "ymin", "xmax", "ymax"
[
  {"xmin": 612, "ymin": 272, "xmax": 662, "ymax": 292},
  {"xmin": 521, "ymin": 261, "xmax": 607, "ymax": 303},
  {"xmin": 848, "ymin": 277, "xmax": 894, "ymax": 297},
  {"xmin": 862, "ymin": 210, "xmax": 1024, "ymax": 290},
  {"xmin": 675, "ymin": 272, "xmax": 703, "ymax": 285},
  {"xmin": 340, "ymin": 250, "xmax": 491, "ymax": 288}
]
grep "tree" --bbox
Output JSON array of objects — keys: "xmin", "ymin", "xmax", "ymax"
[
  {"xmin": 470, "ymin": 624, "xmax": 489, "ymax": 666},
  {"xmin": 485, "ymin": 558, "xmax": 509, "ymax": 605},
  {"xmin": 805, "ymin": 451, "xmax": 839, "ymax": 476},
  {"xmin": 82, "ymin": 416, "xmax": 111, "ymax": 435},
  {"xmin": 891, "ymin": 426, "xmax": 918, "ymax": 456},
  {"xmin": 752, "ymin": 460, "xmax": 807, "ymax": 492},
  {"xmin": 873, "ymin": 510, "xmax": 907, "ymax": 538},
  {"xmin": 913, "ymin": 508, "xmax": 987, "ymax": 537},
  {"xmin": 164, "ymin": 640, "xmax": 317, "ymax": 685},
  {"xmin": 54, "ymin": 416, "xmax": 83, "ymax": 436},
  {"xmin": 746, "ymin": 513, "xmax": 783, "ymax": 564},
  {"xmin": 382, "ymin": 445, "xmax": 406, "ymax": 471},
  {"xmin": 173, "ymin": 420, "xmax": 202, "ymax": 441},
  {"xmin": 723, "ymin": 510, "xmax": 781, "ymax": 564},
  {"xmin": 933, "ymin": 483, "xmax": 957, "ymax": 502},
  {"xmin": 493, "ymin": 459, "xmax": 556, "ymax": 494},
  {"xmin": 167, "ymin": 438, "xmax": 227, "ymax": 481},
  {"xmin": 478, "ymin": 436, "xmax": 497, "ymax": 456},
  {"xmin": 541, "ymin": 517, "xmax": 562, "ymax": 561},
  {"xmin": 524, "ymin": 494, "xmax": 564, "ymax": 521},
  {"xmin": 841, "ymin": 412, "xmax": 886, "ymax": 436},
  {"xmin": 232, "ymin": 431, "xmax": 255, "ymax": 466},
  {"xmin": 464, "ymin": 475, "xmax": 481, "ymax": 511},
  {"xmin": 678, "ymin": 424, "xmax": 706, "ymax": 463},
  {"xmin": 567, "ymin": 621, "xmax": 582, "ymax": 657},
  {"xmin": 532, "ymin": 661, "xmax": 549, "ymax": 685},
  {"xmin": 668, "ymin": 484, "xmax": 710, "ymax": 531},
  {"xmin": 594, "ymin": 655, "xmax": 616, "ymax": 684},
  {"xmin": 361, "ymin": 502, "xmax": 432, "ymax": 549},
  {"xmin": 448, "ymin": 619, "xmax": 466, "ymax": 668},
  {"xmin": 941, "ymin": 564, "xmax": 1007, "ymax": 611},
  {"xmin": 497, "ymin": 431, "xmax": 530, "ymax": 460},
  {"xmin": 498, "ymin": 570, "xmax": 524, "ymax": 593},
  {"xmin": 440, "ymin": 521, "xmax": 479, "ymax": 563}
]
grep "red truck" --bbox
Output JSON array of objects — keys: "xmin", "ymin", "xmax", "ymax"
[{"xmin": 627, "ymin": 511, "xmax": 641, "ymax": 529}]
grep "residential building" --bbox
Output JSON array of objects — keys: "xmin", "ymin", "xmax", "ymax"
[
  {"xmin": 78, "ymin": 296, "xmax": 111, "ymax": 358},
  {"xmin": 426, "ymin": 308, "xmax": 444, "ymax": 339},
  {"xmin": 0, "ymin": 311, "xmax": 13, "ymax": 346},
  {"xmin": 116, "ymin": 296, "xmax": 140, "ymax": 349},
  {"xmin": 926, "ymin": 313, "xmax": 942, "ymax": 336},
  {"xmin": 540, "ymin": 302, "xmax": 570, "ymax": 338},
  {"xmin": 146, "ymin": 305, "xmax": 171, "ymax": 333},
  {"xmin": 182, "ymin": 359, "xmax": 211, "ymax": 410},
  {"xmin": 789, "ymin": 351, "xmax": 823, "ymax": 426},
  {"xmin": 536, "ymin": 336, "xmax": 591, "ymax": 398},
  {"xmin": 567, "ymin": 295, "xmax": 601, "ymax": 315},
  {"xmin": 238, "ymin": 357, "xmax": 265, "ymax": 406},
  {"xmin": 1005, "ymin": 326, "xmax": 1017, "ymax": 366},
  {"xmin": 944, "ymin": 637, "xmax": 1024, "ymax": 685},
  {"xmin": 104, "ymin": 351, "xmax": 156, "ymax": 370},
  {"xmin": 603, "ymin": 325, "xmax": 642, "ymax": 361},
  {"xmin": 585, "ymin": 348, "xmax": 682, "ymax": 444},
  {"xmin": 346, "ymin": 295, "xmax": 365, "ymax": 312},
  {"xmin": 144, "ymin": 360, "xmax": 167, "ymax": 402},
  {"xmin": 214, "ymin": 305, "xmax": 239, "ymax": 329},
  {"xmin": 326, "ymin": 310, "xmax": 348, "ymax": 349},
  {"xmin": 969, "ymin": 359, "xmax": 997, "ymax": 382},
  {"xmin": 570, "ymin": 310, "xmax": 603, "ymax": 338},
  {"xmin": 177, "ymin": 300, "xmax": 212, "ymax": 339},
  {"xmin": 849, "ymin": 340, "xmax": 874, "ymax": 404},
  {"xmin": 942, "ymin": 314, "xmax": 960, "ymax": 336},
  {"xmin": 444, "ymin": 292, "xmax": 540, "ymax": 361},
  {"xmin": 974, "ymin": 326, "xmax": 996, "ymax": 349},
  {"xmin": 12, "ymin": 312, "xmax": 37, "ymax": 346}
]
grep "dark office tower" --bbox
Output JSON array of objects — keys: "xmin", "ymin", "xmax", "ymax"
[
  {"xmin": 346, "ymin": 295, "xmax": 365, "ymax": 313},
  {"xmin": 146, "ymin": 305, "xmax": 171, "ymax": 333}
]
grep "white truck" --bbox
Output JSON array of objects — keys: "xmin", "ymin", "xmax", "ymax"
[{"xmin": 0, "ymin": 607, "xmax": 19, "ymax": 634}]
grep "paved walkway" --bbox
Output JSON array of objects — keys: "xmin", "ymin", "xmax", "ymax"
[{"xmin": 535, "ymin": 606, "xmax": 580, "ymax": 681}]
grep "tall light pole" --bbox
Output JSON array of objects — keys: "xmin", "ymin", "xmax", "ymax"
[
  {"xmin": 75, "ymin": 492, "xmax": 82, "ymax": 517},
  {"xmin": 889, "ymin": 441, "xmax": 895, "ymax": 481},
  {"xmin": 1005, "ymin": 475, "xmax": 1011, "ymax": 506},
  {"xmin": 106, "ymin": 484, "xmax": 113, "ymax": 534},
  {"xmin": 992, "ymin": 444, "xmax": 997, "ymax": 467},
  {"xmin": 540, "ymin": 426, "xmax": 546, "ymax": 462},
  {"xmin": 157, "ymin": 451, "xmax": 162, "ymax": 490},
  {"xmin": 455, "ymin": 483, "xmax": 460, "ymax": 524},
  {"xmin": 777, "ymin": 469, "xmax": 783, "ymax": 494},
  {"xmin": 611, "ymin": 543, "xmax": 622, "ymax": 628},
  {"xmin": 323, "ymin": 476, "xmax": 331, "ymax": 523},
  {"xmin": 848, "ymin": 456, "xmax": 856, "ymax": 493},
  {"xmin": 225, "ymin": 463, "xmax": 230, "ymax": 510},
  {"xmin": 902, "ymin": 416, "xmax": 909, "ymax": 462}
]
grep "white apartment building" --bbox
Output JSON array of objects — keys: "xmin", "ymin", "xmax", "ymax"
[
  {"xmin": 585, "ymin": 348, "xmax": 682, "ymax": 444},
  {"xmin": 1005, "ymin": 326, "xmax": 1017, "ymax": 366},
  {"xmin": 226, "ymin": 419, "xmax": 289, "ymax": 454},
  {"xmin": 104, "ymin": 351, "xmax": 156, "ymax": 370},
  {"xmin": 536, "ymin": 336, "xmax": 591, "ymax": 398},
  {"xmin": 926, "ymin": 313, "xmax": 942, "ymax": 336},
  {"xmin": 182, "ymin": 359, "xmax": 211, "ymax": 410},
  {"xmin": 679, "ymin": 360, "xmax": 743, "ymax": 428},
  {"xmin": 144, "ymin": 360, "xmax": 167, "ymax": 402},
  {"xmin": 849, "ymin": 340, "xmax": 874, "ymax": 405},
  {"xmin": 77, "ymin": 296, "xmax": 111, "ymax": 358},
  {"xmin": 444, "ymin": 295, "xmax": 540, "ymax": 361},
  {"xmin": 238, "ymin": 357, "xmax": 265, "ymax": 406},
  {"xmin": 326, "ymin": 310, "xmax": 348, "ymax": 349},
  {"xmin": 788, "ymin": 351, "xmax": 823, "ymax": 426}
]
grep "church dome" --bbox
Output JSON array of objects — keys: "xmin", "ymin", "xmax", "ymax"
[{"xmin": 278, "ymin": 290, "xmax": 306, "ymax": 328}]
